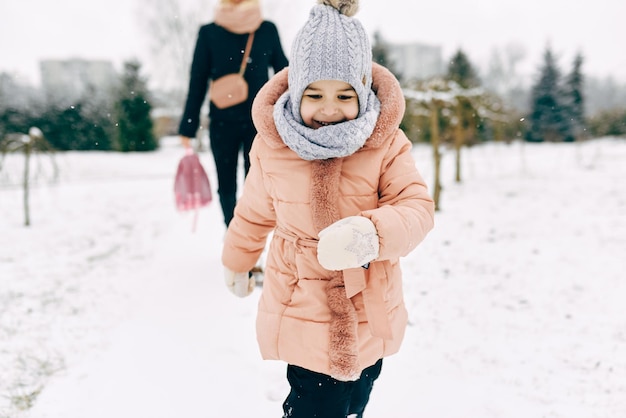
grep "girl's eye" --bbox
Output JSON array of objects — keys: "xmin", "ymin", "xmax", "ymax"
[
  {"xmin": 305, "ymin": 94, "xmax": 322, "ymax": 100},
  {"xmin": 338, "ymin": 95, "xmax": 356, "ymax": 101}
]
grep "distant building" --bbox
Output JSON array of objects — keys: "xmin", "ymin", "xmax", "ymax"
[
  {"xmin": 40, "ymin": 59, "xmax": 117, "ymax": 101},
  {"xmin": 387, "ymin": 42, "xmax": 444, "ymax": 82}
]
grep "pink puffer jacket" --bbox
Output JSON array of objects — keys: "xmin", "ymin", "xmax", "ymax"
[{"xmin": 222, "ymin": 63, "xmax": 435, "ymax": 380}]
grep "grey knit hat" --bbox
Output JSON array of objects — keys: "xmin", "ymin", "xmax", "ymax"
[{"xmin": 288, "ymin": 0, "xmax": 372, "ymax": 121}]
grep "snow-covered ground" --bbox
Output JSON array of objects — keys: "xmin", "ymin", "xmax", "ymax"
[{"xmin": 1, "ymin": 137, "xmax": 625, "ymax": 418}]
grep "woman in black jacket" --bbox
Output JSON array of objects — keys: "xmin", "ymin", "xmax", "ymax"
[{"xmin": 179, "ymin": 0, "xmax": 288, "ymax": 227}]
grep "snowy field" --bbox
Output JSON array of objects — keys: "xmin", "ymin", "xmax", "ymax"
[{"xmin": 1, "ymin": 137, "xmax": 625, "ymax": 418}]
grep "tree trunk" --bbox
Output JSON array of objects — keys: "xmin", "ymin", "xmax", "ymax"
[
  {"xmin": 430, "ymin": 104, "xmax": 442, "ymax": 211},
  {"xmin": 454, "ymin": 103, "xmax": 464, "ymax": 183},
  {"xmin": 23, "ymin": 136, "xmax": 31, "ymax": 227}
]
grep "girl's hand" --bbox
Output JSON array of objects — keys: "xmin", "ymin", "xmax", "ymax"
[
  {"xmin": 317, "ymin": 216, "xmax": 379, "ymax": 271},
  {"xmin": 224, "ymin": 268, "xmax": 255, "ymax": 297}
]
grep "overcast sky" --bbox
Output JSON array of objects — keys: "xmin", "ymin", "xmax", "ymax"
[{"xmin": 1, "ymin": 0, "xmax": 625, "ymax": 88}]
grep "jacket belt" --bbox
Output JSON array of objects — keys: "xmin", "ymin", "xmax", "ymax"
[
  {"xmin": 274, "ymin": 227, "xmax": 393, "ymax": 340},
  {"xmin": 344, "ymin": 264, "xmax": 393, "ymax": 340},
  {"xmin": 273, "ymin": 227, "xmax": 319, "ymax": 250}
]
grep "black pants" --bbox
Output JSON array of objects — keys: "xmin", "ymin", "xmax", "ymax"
[
  {"xmin": 209, "ymin": 119, "xmax": 256, "ymax": 226},
  {"xmin": 282, "ymin": 359, "xmax": 383, "ymax": 418}
]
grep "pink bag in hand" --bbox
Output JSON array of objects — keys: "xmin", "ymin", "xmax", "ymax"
[{"xmin": 174, "ymin": 149, "xmax": 212, "ymax": 230}]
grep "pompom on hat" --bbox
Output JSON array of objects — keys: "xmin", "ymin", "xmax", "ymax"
[{"xmin": 288, "ymin": 0, "xmax": 372, "ymax": 121}]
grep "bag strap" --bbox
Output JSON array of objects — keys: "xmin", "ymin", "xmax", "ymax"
[{"xmin": 238, "ymin": 32, "xmax": 255, "ymax": 76}]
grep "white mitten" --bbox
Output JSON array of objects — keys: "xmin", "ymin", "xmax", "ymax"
[
  {"xmin": 317, "ymin": 216, "xmax": 379, "ymax": 271},
  {"xmin": 224, "ymin": 268, "xmax": 255, "ymax": 297}
]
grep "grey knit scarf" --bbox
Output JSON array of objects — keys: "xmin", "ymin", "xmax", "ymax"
[{"xmin": 273, "ymin": 89, "xmax": 381, "ymax": 161}]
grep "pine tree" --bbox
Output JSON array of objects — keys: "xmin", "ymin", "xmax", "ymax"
[
  {"xmin": 447, "ymin": 49, "xmax": 480, "ymax": 89},
  {"xmin": 372, "ymin": 31, "xmax": 391, "ymax": 68},
  {"xmin": 563, "ymin": 53, "xmax": 585, "ymax": 141},
  {"xmin": 371, "ymin": 31, "xmax": 400, "ymax": 80},
  {"xmin": 527, "ymin": 47, "xmax": 572, "ymax": 142},
  {"xmin": 114, "ymin": 60, "xmax": 157, "ymax": 152}
]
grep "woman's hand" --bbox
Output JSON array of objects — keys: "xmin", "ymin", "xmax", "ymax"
[{"xmin": 180, "ymin": 136, "xmax": 192, "ymax": 149}]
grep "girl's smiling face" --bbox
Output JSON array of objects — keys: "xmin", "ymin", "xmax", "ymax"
[{"xmin": 299, "ymin": 80, "xmax": 359, "ymax": 129}]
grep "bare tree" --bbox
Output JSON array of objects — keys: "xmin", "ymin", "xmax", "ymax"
[
  {"xmin": 429, "ymin": 101, "xmax": 443, "ymax": 211},
  {"xmin": 1, "ymin": 127, "xmax": 57, "ymax": 227},
  {"xmin": 137, "ymin": 0, "xmax": 205, "ymax": 101},
  {"xmin": 404, "ymin": 78, "xmax": 508, "ymax": 210}
]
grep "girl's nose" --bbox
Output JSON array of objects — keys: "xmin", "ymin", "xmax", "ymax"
[{"xmin": 320, "ymin": 101, "xmax": 338, "ymax": 115}]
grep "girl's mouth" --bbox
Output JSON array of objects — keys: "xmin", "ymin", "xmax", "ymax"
[{"xmin": 315, "ymin": 120, "xmax": 341, "ymax": 127}]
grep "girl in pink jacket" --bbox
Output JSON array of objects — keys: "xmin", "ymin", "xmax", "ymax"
[{"xmin": 222, "ymin": 0, "xmax": 435, "ymax": 416}]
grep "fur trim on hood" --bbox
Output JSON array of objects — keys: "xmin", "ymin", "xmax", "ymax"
[{"xmin": 252, "ymin": 62, "xmax": 405, "ymax": 152}]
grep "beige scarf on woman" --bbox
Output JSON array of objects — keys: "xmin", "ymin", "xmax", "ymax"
[{"xmin": 214, "ymin": 0, "xmax": 263, "ymax": 34}]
